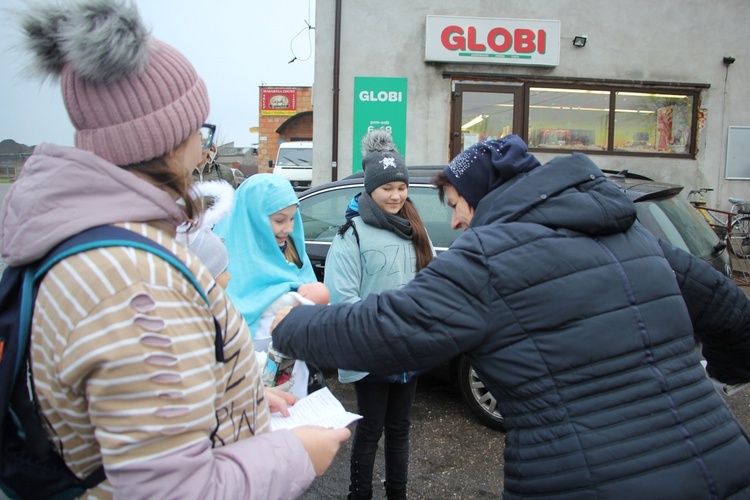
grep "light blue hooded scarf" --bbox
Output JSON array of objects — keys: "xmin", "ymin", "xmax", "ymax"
[{"xmin": 213, "ymin": 174, "xmax": 316, "ymax": 335}]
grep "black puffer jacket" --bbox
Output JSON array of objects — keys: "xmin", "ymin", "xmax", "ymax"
[{"xmin": 274, "ymin": 153, "xmax": 750, "ymax": 498}]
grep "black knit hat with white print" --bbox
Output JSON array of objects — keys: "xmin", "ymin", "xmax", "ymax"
[{"xmin": 361, "ymin": 130, "xmax": 409, "ymax": 194}]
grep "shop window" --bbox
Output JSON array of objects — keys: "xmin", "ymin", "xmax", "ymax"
[
  {"xmin": 450, "ymin": 80, "xmax": 700, "ymax": 159},
  {"xmin": 613, "ymin": 92, "xmax": 693, "ymax": 154},
  {"xmin": 528, "ymin": 88, "xmax": 609, "ymax": 151},
  {"xmin": 527, "ymin": 87, "xmax": 696, "ymax": 157},
  {"xmin": 460, "ymin": 92, "xmax": 515, "ymax": 149},
  {"xmin": 450, "ymin": 84, "xmax": 525, "ymax": 158}
]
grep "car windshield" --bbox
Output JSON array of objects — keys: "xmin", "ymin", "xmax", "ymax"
[
  {"xmin": 300, "ymin": 183, "xmax": 457, "ymax": 249},
  {"xmin": 634, "ymin": 194, "xmax": 722, "ymax": 259},
  {"xmin": 278, "ymin": 148, "xmax": 312, "ymax": 167}
]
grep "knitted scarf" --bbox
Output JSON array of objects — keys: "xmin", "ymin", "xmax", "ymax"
[{"xmin": 357, "ymin": 192, "xmax": 413, "ymax": 240}]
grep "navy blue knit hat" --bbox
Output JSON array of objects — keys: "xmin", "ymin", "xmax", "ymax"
[{"xmin": 444, "ymin": 135, "xmax": 541, "ymax": 209}]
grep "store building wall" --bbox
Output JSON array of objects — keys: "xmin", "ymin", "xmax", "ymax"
[
  {"xmin": 312, "ymin": 0, "xmax": 749, "ymax": 209},
  {"xmin": 257, "ymin": 86, "xmax": 313, "ymax": 174}
]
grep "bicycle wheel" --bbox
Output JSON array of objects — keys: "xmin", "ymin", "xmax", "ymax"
[{"xmin": 729, "ymin": 215, "xmax": 750, "ymax": 258}]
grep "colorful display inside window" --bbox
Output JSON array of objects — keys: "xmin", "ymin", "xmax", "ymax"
[
  {"xmin": 528, "ymin": 88, "xmax": 609, "ymax": 150},
  {"xmin": 526, "ymin": 88, "xmax": 693, "ymax": 155}
]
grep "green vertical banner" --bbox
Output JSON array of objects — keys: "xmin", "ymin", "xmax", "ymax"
[{"xmin": 352, "ymin": 77, "xmax": 408, "ymax": 173}]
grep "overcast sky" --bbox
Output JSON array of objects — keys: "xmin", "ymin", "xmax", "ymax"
[{"xmin": 0, "ymin": 0, "xmax": 316, "ymax": 148}]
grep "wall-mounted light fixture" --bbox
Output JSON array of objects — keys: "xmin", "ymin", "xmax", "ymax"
[{"xmin": 573, "ymin": 35, "xmax": 588, "ymax": 48}]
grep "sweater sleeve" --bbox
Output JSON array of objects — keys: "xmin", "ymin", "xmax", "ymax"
[
  {"xmin": 58, "ymin": 281, "xmax": 238, "ymax": 467},
  {"xmin": 273, "ymin": 231, "xmax": 495, "ymax": 375},
  {"xmin": 33, "ymin": 241, "xmax": 313, "ymax": 498},
  {"xmin": 64, "ymin": 281, "xmax": 316, "ymax": 497},
  {"xmin": 106, "ymin": 430, "xmax": 315, "ymax": 500},
  {"xmin": 659, "ymin": 239, "xmax": 750, "ymax": 384}
]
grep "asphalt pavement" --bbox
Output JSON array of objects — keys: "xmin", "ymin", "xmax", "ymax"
[{"xmin": 299, "ymin": 372, "xmax": 506, "ymax": 499}]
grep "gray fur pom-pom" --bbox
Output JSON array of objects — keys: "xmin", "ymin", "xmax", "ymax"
[
  {"xmin": 21, "ymin": 0, "xmax": 151, "ymax": 83},
  {"xmin": 361, "ymin": 129, "xmax": 398, "ymax": 156}
]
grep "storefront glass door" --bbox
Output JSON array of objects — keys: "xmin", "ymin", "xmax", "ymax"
[{"xmin": 450, "ymin": 84, "xmax": 524, "ymax": 159}]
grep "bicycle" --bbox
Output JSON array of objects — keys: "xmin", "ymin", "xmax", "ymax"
[{"xmin": 688, "ymin": 188, "xmax": 750, "ymax": 259}]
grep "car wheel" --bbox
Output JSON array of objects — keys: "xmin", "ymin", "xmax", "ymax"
[{"xmin": 457, "ymin": 355, "xmax": 505, "ymax": 431}]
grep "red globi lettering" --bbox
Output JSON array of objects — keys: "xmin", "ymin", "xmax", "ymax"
[
  {"xmin": 514, "ymin": 29, "xmax": 536, "ymax": 53},
  {"xmin": 441, "ymin": 25, "xmax": 465, "ymax": 51},
  {"xmin": 441, "ymin": 25, "xmax": 547, "ymax": 55},
  {"xmin": 467, "ymin": 26, "xmax": 486, "ymax": 51},
  {"xmin": 537, "ymin": 30, "xmax": 546, "ymax": 54},
  {"xmin": 487, "ymin": 27, "xmax": 512, "ymax": 52}
]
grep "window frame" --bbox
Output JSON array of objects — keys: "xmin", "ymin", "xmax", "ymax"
[
  {"xmin": 445, "ymin": 73, "xmax": 707, "ymax": 160},
  {"xmin": 525, "ymin": 83, "xmax": 701, "ymax": 158},
  {"xmin": 450, "ymin": 83, "xmax": 525, "ymax": 157}
]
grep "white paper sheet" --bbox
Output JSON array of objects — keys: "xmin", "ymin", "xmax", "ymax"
[{"xmin": 270, "ymin": 387, "xmax": 362, "ymax": 431}]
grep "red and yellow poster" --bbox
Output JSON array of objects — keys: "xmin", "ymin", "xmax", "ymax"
[{"xmin": 261, "ymin": 88, "xmax": 297, "ymax": 116}]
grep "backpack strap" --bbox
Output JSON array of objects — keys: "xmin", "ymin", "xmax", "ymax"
[
  {"xmin": 22, "ymin": 225, "xmax": 224, "ymax": 365},
  {"xmin": 79, "ymin": 465, "xmax": 107, "ymax": 489},
  {"xmin": 32, "ymin": 226, "xmax": 211, "ymax": 304},
  {"xmin": 337, "ymin": 219, "xmax": 360, "ymax": 247}
]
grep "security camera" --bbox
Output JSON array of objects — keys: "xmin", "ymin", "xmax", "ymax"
[{"xmin": 723, "ymin": 56, "xmax": 736, "ymax": 65}]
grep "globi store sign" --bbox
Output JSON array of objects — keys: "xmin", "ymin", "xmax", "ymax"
[{"xmin": 425, "ymin": 15, "xmax": 560, "ymax": 67}]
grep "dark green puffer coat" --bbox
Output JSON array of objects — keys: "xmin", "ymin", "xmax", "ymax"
[{"xmin": 274, "ymin": 153, "xmax": 750, "ymax": 498}]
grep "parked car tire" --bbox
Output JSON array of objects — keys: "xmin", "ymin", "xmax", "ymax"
[{"xmin": 457, "ymin": 355, "xmax": 505, "ymax": 431}]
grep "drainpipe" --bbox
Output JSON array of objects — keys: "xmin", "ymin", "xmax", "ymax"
[{"xmin": 331, "ymin": 0, "xmax": 342, "ymax": 181}]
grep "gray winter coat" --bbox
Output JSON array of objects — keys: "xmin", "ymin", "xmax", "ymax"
[{"xmin": 274, "ymin": 153, "xmax": 750, "ymax": 498}]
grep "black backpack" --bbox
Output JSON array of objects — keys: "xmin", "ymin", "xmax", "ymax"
[{"xmin": 0, "ymin": 225, "xmax": 222, "ymax": 500}]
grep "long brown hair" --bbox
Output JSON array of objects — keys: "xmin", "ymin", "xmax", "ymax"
[
  {"xmin": 283, "ymin": 238, "xmax": 303, "ymax": 268},
  {"xmin": 121, "ymin": 148, "xmax": 201, "ymax": 224},
  {"xmin": 400, "ymin": 199, "xmax": 433, "ymax": 271}
]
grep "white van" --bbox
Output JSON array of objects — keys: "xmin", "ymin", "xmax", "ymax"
[{"xmin": 273, "ymin": 141, "xmax": 313, "ymax": 191}]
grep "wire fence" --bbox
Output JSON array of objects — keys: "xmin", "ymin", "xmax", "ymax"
[{"xmin": 0, "ymin": 155, "xmax": 26, "ymax": 180}]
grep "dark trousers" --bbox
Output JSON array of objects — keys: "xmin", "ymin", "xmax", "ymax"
[{"xmin": 350, "ymin": 377, "xmax": 418, "ymax": 496}]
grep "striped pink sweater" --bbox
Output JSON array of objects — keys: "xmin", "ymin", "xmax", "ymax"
[{"xmin": 31, "ymin": 222, "xmax": 314, "ymax": 498}]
